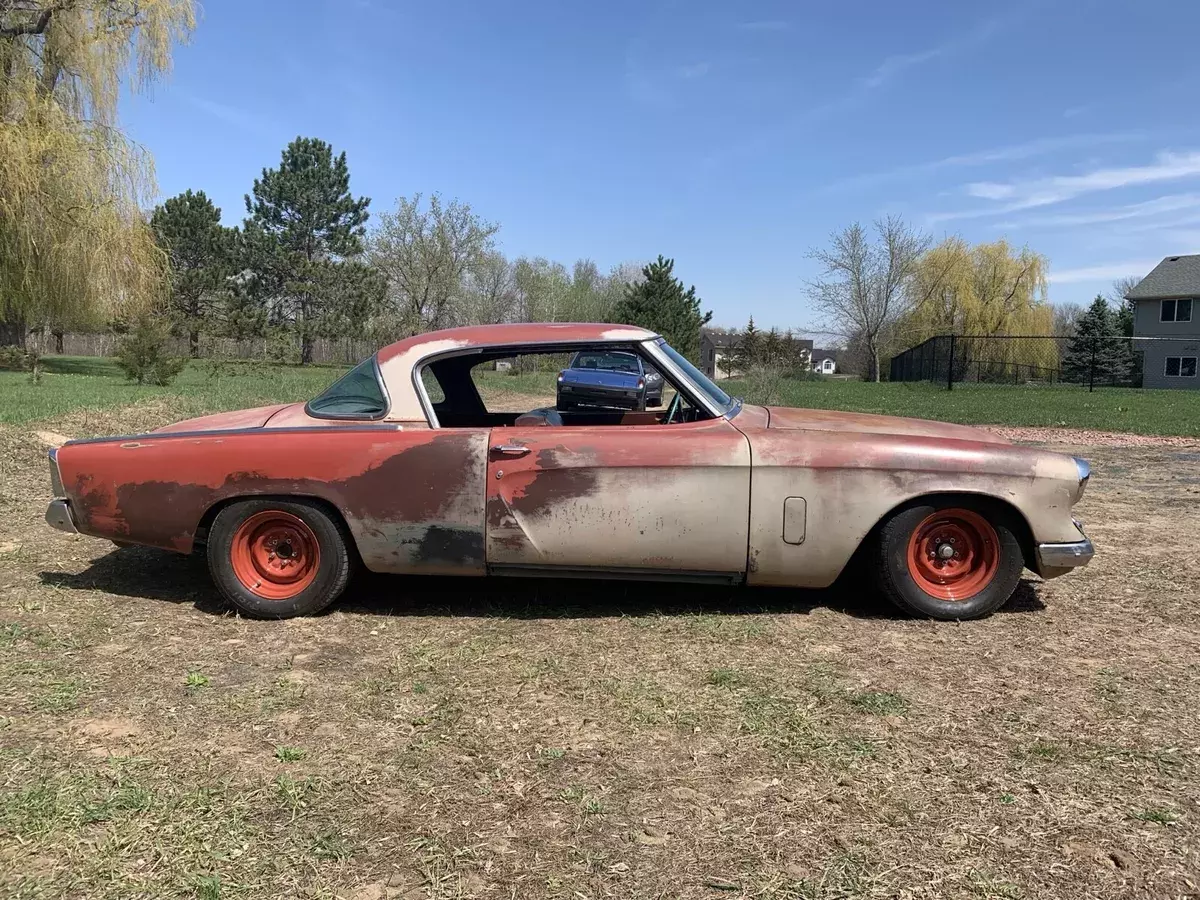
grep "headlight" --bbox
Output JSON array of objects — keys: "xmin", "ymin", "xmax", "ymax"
[{"xmin": 1073, "ymin": 457, "xmax": 1090, "ymax": 501}]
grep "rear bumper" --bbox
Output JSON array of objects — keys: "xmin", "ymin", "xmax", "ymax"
[
  {"xmin": 1036, "ymin": 538, "xmax": 1094, "ymax": 569},
  {"xmin": 46, "ymin": 499, "xmax": 78, "ymax": 534}
]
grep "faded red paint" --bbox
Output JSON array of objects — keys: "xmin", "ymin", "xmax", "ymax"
[{"xmin": 56, "ymin": 428, "xmax": 489, "ymax": 575}]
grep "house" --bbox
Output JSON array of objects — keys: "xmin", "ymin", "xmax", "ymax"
[
  {"xmin": 700, "ymin": 329, "xmax": 739, "ymax": 379},
  {"xmin": 1125, "ymin": 255, "xmax": 1200, "ymax": 389},
  {"xmin": 811, "ymin": 349, "xmax": 838, "ymax": 375}
]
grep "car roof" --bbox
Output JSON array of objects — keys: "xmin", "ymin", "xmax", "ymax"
[{"xmin": 376, "ymin": 323, "xmax": 657, "ymax": 365}]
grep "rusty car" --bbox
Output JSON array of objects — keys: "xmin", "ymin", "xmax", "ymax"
[{"xmin": 45, "ymin": 323, "xmax": 1094, "ymax": 620}]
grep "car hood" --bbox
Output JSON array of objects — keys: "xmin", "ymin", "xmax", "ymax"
[
  {"xmin": 758, "ymin": 405, "xmax": 1009, "ymax": 444},
  {"xmin": 154, "ymin": 403, "xmax": 293, "ymax": 434}
]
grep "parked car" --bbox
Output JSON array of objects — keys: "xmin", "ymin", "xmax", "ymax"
[
  {"xmin": 45, "ymin": 323, "xmax": 1094, "ymax": 621},
  {"xmin": 557, "ymin": 349, "xmax": 663, "ymax": 410}
]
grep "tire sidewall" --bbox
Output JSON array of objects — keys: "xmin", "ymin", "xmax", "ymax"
[
  {"xmin": 881, "ymin": 502, "xmax": 1023, "ymax": 620},
  {"xmin": 208, "ymin": 499, "xmax": 349, "ymax": 619}
]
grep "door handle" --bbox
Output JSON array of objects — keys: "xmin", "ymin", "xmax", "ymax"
[{"xmin": 490, "ymin": 444, "xmax": 530, "ymax": 458}]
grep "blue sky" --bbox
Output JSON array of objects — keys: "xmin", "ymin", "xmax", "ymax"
[{"xmin": 124, "ymin": 0, "xmax": 1200, "ymax": 330}]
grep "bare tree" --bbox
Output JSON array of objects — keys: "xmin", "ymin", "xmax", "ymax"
[
  {"xmin": 459, "ymin": 250, "xmax": 518, "ymax": 325},
  {"xmin": 366, "ymin": 194, "xmax": 499, "ymax": 336},
  {"xmin": 1051, "ymin": 302, "xmax": 1083, "ymax": 338},
  {"xmin": 1109, "ymin": 275, "xmax": 1141, "ymax": 303},
  {"xmin": 806, "ymin": 217, "xmax": 931, "ymax": 381}
]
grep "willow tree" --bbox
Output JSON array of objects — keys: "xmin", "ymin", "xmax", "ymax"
[{"xmin": 0, "ymin": 0, "xmax": 195, "ymax": 346}]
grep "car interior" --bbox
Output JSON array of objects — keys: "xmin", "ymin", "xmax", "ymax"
[{"xmin": 420, "ymin": 346, "xmax": 711, "ymax": 428}]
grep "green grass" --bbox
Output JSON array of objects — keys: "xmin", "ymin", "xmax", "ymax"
[
  {"xmin": 721, "ymin": 377, "xmax": 1200, "ymax": 436},
  {"xmin": 3, "ymin": 355, "xmax": 1198, "ymax": 436},
  {"xmin": 0, "ymin": 356, "xmax": 344, "ymax": 426}
]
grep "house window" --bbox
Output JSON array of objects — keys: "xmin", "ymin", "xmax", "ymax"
[
  {"xmin": 1165, "ymin": 356, "xmax": 1197, "ymax": 377},
  {"xmin": 1161, "ymin": 298, "xmax": 1193, "ymax": 322}
]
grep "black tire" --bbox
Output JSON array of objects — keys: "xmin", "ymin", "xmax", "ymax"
[
  {"xmin": 874, "ymin": 499, "xmax": 1024, "ymax": 621},
  {"xmin": 207, "ymin": 498, "xmax": 355, "ymax": 619}
]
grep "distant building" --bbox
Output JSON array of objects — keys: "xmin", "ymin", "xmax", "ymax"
[
  {"xmin": 1125, "ymin": 255, "xmax": 1199, "ymax": 389},
  {"xmin": 700, "ymin": 329, "xmax": 739, "ymax": 378},
  {"xmin": 811, "ymin": 349, "xmax": 839, "ymax": 375}
]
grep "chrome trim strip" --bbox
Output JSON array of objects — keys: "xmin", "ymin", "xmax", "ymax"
[
  {"xmin": 61, "ymin": 424, "xmax": 405, "ymax": 446},
  {"xmin": 1037, "ymin": 539, "xmax": 1094, "ymax": 569},
  {"xmin": 489, "ymin": 563, "xmax": 744, "ymax": 585},
  {"xmin": 48, "ymin": 448, "xmax": 65, "ymax": 497},
  {"xmin": 45, "ymin": 499, "xmax": 78, "ymax": 534}
]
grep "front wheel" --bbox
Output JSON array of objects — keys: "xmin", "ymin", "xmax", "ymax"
[
  {"xmin": 874, "ymin": 500, "xmax": 1024, "ymax": 620},
  {"xmin": 207, "ymin": 498, "xmax": 355, "ymax": 619}
]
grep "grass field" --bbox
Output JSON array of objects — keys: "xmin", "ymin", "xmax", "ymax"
[
  {"xmin": 2, "ymin": 356, "xmax": 1198, "ymax": 435},
  {"xmin": 1, "ymin": 397, "xmax": 1198, "ymax": 898}
]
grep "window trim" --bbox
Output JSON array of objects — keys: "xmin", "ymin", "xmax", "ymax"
[
  {"xmin": 304, "ymin": 356, "xmax": 391, "ymax": 421},
  {"xmin": 1161, "ymin": 298, "xmax": 1194, "ymax": 323},
  {"xmin": 412, "ymin": 340, "xmax": 723, "ymax": 428},
  {"xmin": 1164, "ymin": 356, "xmax": 1198, "ymax": 378}
]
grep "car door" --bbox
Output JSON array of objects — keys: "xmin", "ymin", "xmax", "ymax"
[{"xmin": 485, "ymin": 417, "xmax": 751, "ymax": 577}]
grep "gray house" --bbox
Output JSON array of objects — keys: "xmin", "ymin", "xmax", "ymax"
[{"xmin": 1125, "ymin": 255, "xmax": 1199, "ymax": 389}]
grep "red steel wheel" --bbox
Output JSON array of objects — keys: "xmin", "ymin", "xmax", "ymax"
[
  {"xmin": 905, "ymin": 507, "xmax": 999, "ymax": 602},
  {"xmin": 229, "ymin": 510, "xmax": 321, "ymax": 601}
]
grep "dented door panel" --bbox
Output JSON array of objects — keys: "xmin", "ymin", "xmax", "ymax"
[
  {"xmin": 485, "ymin": 419, "xmax": 751, "ymax": 574},
  {"xmin": 54, "ymin": 427, "xmax": 490, "ymax": 576}
]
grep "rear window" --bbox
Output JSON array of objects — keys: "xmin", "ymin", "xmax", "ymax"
[
  {"xmin": 571, "ymin": 351, "xmax": 640, "ymax": 373},
  {"xmin": 306, "ymin": 358, "xmax": 388, "ymax": 419}
]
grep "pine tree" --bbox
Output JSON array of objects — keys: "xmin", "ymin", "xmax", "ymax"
[
  {"xmin": 733, "ymin": 316, "xmax": 760, "ymax": 373},
  {"xmin": 1061, "ymin": 295, "xmax": 1133, "ymax": 385},
  {"xmin": 242, "ymin": 138, "xmax": 371, "ymax": 364},
  {"xmin": 609, "ymin": 255, "xmax": 712, "ymax": 361},
  {"xmin": 151, "ymin": 190, "xmax": 236, "ymax": 357}
]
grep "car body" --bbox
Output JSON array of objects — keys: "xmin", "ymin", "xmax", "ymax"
[
  {"xmin": 45, "ymin": 323, "xmax": 1094, "ymax": 620},
  {"xmin": 557, "ymin": 349, "xmax": 663, "ymax": 410}
]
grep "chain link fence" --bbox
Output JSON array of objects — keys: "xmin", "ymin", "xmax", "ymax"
[{"xmin": 889, "ymin": 335, "xmax": 1200, "ymax": 391}]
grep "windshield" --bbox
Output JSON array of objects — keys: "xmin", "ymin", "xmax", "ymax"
[
  {"xmin": 306, "ymin": 357, "xmax": 388, "ymax": 419},
  {"xmin": 570, "ymin": 351, "xmax": 640, "ymax": 373},
  {"xmin": 653, "ymin": 339, "xmax": 734, "ymax": 412}
]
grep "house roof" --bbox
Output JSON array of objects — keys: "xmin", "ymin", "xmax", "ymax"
[
  {"xmin": 701, "ymin": 329, "xmax": 739, "ymax": 349},
  {"xmin": 1125, "ymin": 255, "xmax": 1200, "ymax": 300},
  {"xmin": 812, "ymin": 349, "xmax": 839, "ymax": 363}
]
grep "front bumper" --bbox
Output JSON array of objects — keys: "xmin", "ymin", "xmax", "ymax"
[
  {"xmin": 557, "ymin": 385, "xmax": 645, "ymax": 409},
  {"xmin": 1036, "ymin": 538, "xmax": 1094, "ymax": 569},
  {"xmin": 46, "ymin": 499, "xmax": 78, "ymax": 534}
]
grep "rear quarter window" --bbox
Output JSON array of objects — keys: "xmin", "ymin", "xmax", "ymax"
[{"xmin": 306, "ymin": 358, "xmax": 388, "ymax": 419}]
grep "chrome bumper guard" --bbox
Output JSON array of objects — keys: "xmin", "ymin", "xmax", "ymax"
[
  {"xmin": 1037, "ymin": 539, "xmax": 1094, "ymax": 569},
  {"xmin": 46, "ymin": 499, "xmax": 78, "ymax": 534}
]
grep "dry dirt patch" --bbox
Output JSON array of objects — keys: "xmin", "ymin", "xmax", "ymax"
[{"xmin": 0, "ymin": 410, "xmax": 1198, "ymax": 899}]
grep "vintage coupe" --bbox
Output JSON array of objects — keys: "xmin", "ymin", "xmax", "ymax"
[{"xmin": 45, "ymin": 323, "xmax": 1094, "ymax": 620}]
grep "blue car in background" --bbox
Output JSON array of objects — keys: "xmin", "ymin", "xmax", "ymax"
[{"xmin": 556, "ymin": 350, "xmax": 664, "ymax": 411}]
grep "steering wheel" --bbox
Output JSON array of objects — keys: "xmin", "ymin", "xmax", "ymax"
[{"xmin": 663, "ymin": 391, "xmax": 682, "ymax": 425}]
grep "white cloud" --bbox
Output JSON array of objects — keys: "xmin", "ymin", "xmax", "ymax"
[
  {"xmin": 1048, "ymin": 260, "xmax": 1166, "ymax": 285},
  {"xmin": 822, "ymin": 133, "xmax": 1144, "ymax": 194},
  {"xmin": 677, "ymin": 62, "xmax": 711, "ymax": 79},
  {"xmin": 997, "ymin": 193, "xmax": 1200, "ymax": 229},
  {"xmin": 860, "ymin": 17, "xmax": 1004, "ymax": 90},
  {"xmin": 971, "ymin": 151, "xmax": 1200, "ymax": 209}
]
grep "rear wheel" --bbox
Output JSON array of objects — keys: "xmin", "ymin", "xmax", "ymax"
[
  {"xmin": 207, "ymin": 498, "xmax": 354, "ymax": 618},
  {"xmin": 875, "ymin": 500, "xmax": 1023, "ymax": 620}
]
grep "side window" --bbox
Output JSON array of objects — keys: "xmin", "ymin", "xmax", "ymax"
[
  {"xmin": 421, "ymin": 367, "xmax": 445, "ymax": 404},
  {"xmin": 471, "ymin": 353, "xmax": 567, "ymax": 413},
  {"xmin": 1162, "ymin": 298, "xmax": 1193, "ymax": 322},
  {"xmin": 306, "ymin": 358, "xmax": 387, "ymax": 419}
]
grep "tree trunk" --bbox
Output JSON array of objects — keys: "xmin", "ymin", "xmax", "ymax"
[
  {"xmin": 300, "ymin": 334, "xmax": 313, "ymax": 365},
  {"xmin": 0, "ymin": 314, "xmax": 27, "ymax": 349},
  {"xmin": 53, "ymin": 329, "xmax": 64, "ymax": 354},
  {"xmin": 189, "ymin": 329, "xmax": 200, "ymax": 358}
]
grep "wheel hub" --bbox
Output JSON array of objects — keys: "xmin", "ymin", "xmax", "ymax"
[
  {"xmin": 229, "ymin": 512, "xmax": 320, "ymax": 601},
  {"xmin": 906, "ymin": 509, "xmax": 1000, "ymax": 602}
]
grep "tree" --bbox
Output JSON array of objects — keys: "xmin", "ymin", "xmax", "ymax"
[
  {"xmin": 1108, "ymin": 276, "xmax": 1141, "ymax": 338},
  {"xmin": 1052, "ymin": 303, "xmax": 1083, "ymax": 338},
  {"xmin": 1061, "ymin": 296, "xmax": 1133, "ymax": 385},
  {"xmin": 115, "ymin": 314, "xmax": 186, "ymax": 385},
  {"xmin": 807, "ymin": 217, "xmax": 930, "ymax": 382},
  {"xmin": 609, "ymin": 255, "xmax": 711, "ymax": 360},
  {"xmin": 903, "ymin": 238, "xmax": 1051, "ymax": 340},
  {"xmin": 459, "ymin": 251, "xmax": 518, "ymax": 325},
  {"xmin": 1, "ymin": 0, "xmax": 195, "ymax": 346},
  {"xmin": 366, "ymin": 193, "xmax": 498, "ymax": 337},
  {"xmin": 733, "ymin": 316, "xmax": 761, "ymax": 373},
  {"xmin": 243, "ymin": 137, "xmax": 371, "ymax": 363},
  {"xmin": 151, "ymin": 190, "xmax": 236, "ymax": 356}
]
